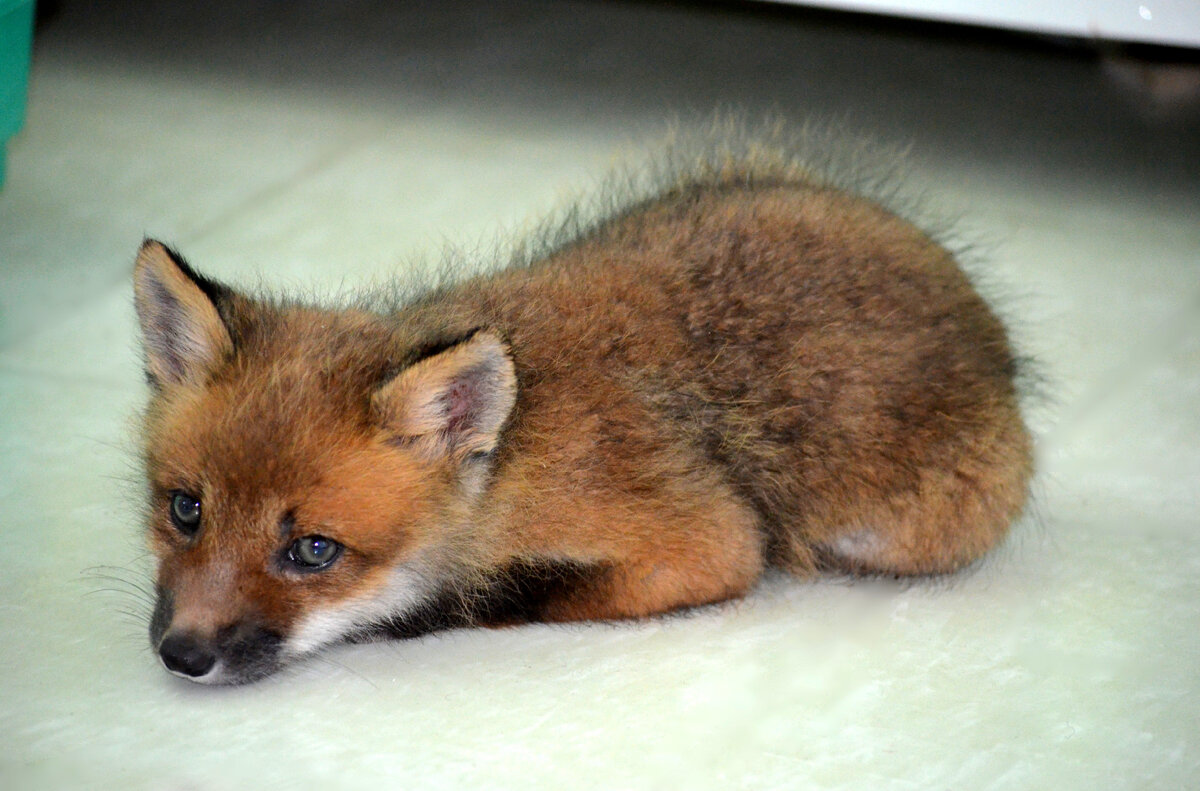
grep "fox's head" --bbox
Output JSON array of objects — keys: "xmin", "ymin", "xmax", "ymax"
[{"xmin": 132, "ymin": 241, "xmax": 516, "ymax": 684}]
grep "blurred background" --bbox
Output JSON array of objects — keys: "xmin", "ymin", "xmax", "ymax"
[{"xmin": 0, "ymin": 1, "xmax": 1197, "ymax": 789}]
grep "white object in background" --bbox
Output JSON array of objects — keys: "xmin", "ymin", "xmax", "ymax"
[{"xmin": 765, "ymin": 1, "xmax": 1200, "ymax": 48}]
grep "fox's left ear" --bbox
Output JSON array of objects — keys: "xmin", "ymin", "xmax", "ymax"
[
  {"xmin": 373, "ymin": 330, "xmax": 517, "ymax": 462},
  {"xmin": 133, "ymin": 240, "xmax": 234, "ymax": 388}
]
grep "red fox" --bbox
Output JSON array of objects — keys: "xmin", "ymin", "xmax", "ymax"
[{"xmin": 135, "ymin": 130, "xmax": 1032, "ymax": 684}]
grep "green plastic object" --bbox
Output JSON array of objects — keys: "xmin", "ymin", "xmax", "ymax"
[{"xmin": 0, "ymin": 0, "xmax": 35, "ymax": 188}]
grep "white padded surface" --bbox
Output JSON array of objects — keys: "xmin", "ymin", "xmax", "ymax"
[{"xmin": 1, "ymin": 2, "xmax": 1197, "ymax": 788}]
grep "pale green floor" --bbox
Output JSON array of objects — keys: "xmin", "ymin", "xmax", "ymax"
[{"xmin": 1, "ymin": 2, "xmax": 1198, "ymax": 789}]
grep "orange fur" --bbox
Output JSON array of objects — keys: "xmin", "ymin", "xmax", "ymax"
[{"xmin": 135, "ymin": 137, "xmax": 1032, "ymax": 684}]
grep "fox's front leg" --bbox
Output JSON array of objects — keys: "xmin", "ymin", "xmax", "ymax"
[{"xmin": 527, "ymin": 477, "xmax": 767, "ymax": 623}]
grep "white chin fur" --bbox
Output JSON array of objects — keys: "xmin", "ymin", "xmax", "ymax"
[
  {"xmin": 162, "ymin": 659, "xmax": 227, "ymax": 685},
  {"xmin": 283, "ymin": 565, "xmax": 433, "ymax": 658}
]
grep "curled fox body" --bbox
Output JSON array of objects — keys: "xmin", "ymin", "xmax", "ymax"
[{"xmin": 134, "ymin": 137, "xmax": 1032, "ymax": 684}]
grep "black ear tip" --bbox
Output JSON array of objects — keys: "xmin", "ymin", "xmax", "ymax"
[
  {"xmin": 137, "ymin": 238, "xmax": 186, "ymax": 264},
  {"xmin": 134, "ymin": 241, "xmax": 219, "ymax": 298},
  {"xmin": 135, "ymin": 240, "xmax": 174, "ymax": 275}
]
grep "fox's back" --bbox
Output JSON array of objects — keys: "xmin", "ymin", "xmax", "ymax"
[{"xmin": 394, "ymin": 179, "xmax": 1030, "ymax": 572}]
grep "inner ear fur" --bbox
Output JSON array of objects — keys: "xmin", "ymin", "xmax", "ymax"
[
  {"xmin": 133, "ymin": 239, "xmax": 233, "ymax": 388},
  {"xmin": 373, "ymin": 331, "xmax": 517, "ymax": 461}
]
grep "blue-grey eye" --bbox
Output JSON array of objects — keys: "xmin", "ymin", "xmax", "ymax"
[
  {"xmin": 169, "ymin": 492, "xmax": 201, "ymax": 535},
  {"xmin": 288, "ymin": 536, "xmax": 342, "ymax": 570}
]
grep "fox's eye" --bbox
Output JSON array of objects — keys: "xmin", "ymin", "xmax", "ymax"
[
  {"xmin": 169, "ymin": 492, "xmax": 202, "ymax": 535},
  {"xmin": 288, "ymin": 536, "xmax": 342, "ymax": 570}
]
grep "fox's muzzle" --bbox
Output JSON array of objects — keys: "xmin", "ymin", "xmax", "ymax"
[{"xmin": 150, "ymin": 588, "xmax": 285, "ymax": 685}]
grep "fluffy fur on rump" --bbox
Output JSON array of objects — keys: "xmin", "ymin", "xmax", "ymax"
[{"xmin": 134, "ymin": 120, "xmax": 1033, "ymax": 685}]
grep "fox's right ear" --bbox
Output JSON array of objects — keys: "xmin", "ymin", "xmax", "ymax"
[{"xmin": 133, "ymin": 240, "xmax": 234, "ymax": 388}]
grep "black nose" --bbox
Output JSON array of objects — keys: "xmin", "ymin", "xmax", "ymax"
[{"xmin": 158, "ymin": 632, "xmax": 217, "ymax": 678}]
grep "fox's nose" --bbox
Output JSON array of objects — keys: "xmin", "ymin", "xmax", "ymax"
[{"xmin": 158, "ymin": 631, "xmax": 217, "ymax": 678}]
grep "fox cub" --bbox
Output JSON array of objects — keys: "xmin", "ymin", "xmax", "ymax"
[{"xmin": 135, "ymin": 138, "xmax": 1032, "ymax": 684}]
